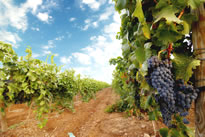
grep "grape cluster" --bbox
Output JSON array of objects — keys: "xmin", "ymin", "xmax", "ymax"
[
  {"xmin": 174, "ymin": 79, "xmax": 199, "ymax": 119},
  {"xmin": 146, "ymin": 56, "xmax": 199, "ymax": 127}
]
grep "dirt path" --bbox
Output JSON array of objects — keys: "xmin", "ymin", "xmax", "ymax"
[{"xmin": 0, "ymin": 88, "xmax": 195, "ymax": 137}]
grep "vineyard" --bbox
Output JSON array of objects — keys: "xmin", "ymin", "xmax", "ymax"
[
  {"xmin": 1, "ymin": 0, "xmax": 205, "ymax": 137},
  {"xmin": 0, "ymin": 41, "xmax": 109, "ymax": 132}
]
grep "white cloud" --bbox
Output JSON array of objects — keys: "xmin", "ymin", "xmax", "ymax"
[
  {"xmin": 113, "ymin": 12, "xmax": 121, "ymax": 23},
  {"xmin": 42, "ymin": 40, "xmax": 54, "ymax": 50},
  {"xmin": 60, "ymin": 56, "xmax": 72, "ymax": 64},
  {"xmin": 90, "ymin": 36, "xmax": 97, "ymax": 40},
  {"xmin": 82, "ymin": 19, "xmax": 99, "ymax": 30},
  {"xmin": 62, "ymin": 12, "xmax": 122, "ymax": 83},
  {"xmin": 72, "ymin": 53, "xmax": 92, "ymax": 65},
  {"xmin": 40, "ymin": 0, "xmax": 58, "ymax": 11},
  {"xmin": 0, "ymin": 30, "xmax": 21, "ymax": 48},
  {"xmin": 0, "ymin": 0, "xmax": 56, "ymax": 33},
  {"xmin": 36, "ymin": 12, "xmax": 52, "ymax": 23},
  {"xmin": 85, "ymin": 19, "xmax": 91, "ymax": 24},
  {"xmin": 82, "ymin": 19, "xmax": 91, "ymax": 30},
  {"xmin": 81, "ymin": 0, "xmax": 100, "ymax": 10},
  {"xmin": 99, "ymin": 6, "xmax": 114, "ymax": 21},
  {"xmin": 0, "ymin": 1, "xmax": 28, "ymax": 31},
  {"xmin": 80, "ymin": 6, "xmax": 114, "ymax": 31},
  {"xmin": 32, "ymin": 53, "xmax": 40, "ymax": 58},
  {"xmin": 80, "ymin": 0, "xmax": 107, "ymax": 10},
  {"xmin": 23, "ymin": 0, "xmax": 43, "ymax": 14},
  {"xmin": 92, "ymin": 22, "xmax": 98, "ymax": 28},
  {"xmin": 97, "ymin": 35, "xmax": 106, "ymax": 42},
  {"xmin": 42, "ymin": 35, "xmax": 64, "ymax": 50},
  {"xmin": 55, "ymin": 36, "xmax": 64, "ymax": 41},
  {"xmin": 43, "ymin": 50, "xmax": 52, "ymax": 55},
  {"xmin": 31, "ymin": 27, "xmax": 40, "ymax": 31},
  {"xmin": 82, "ymin": 25, "xmax": 89, "ymax": 31},
  {"xmin": 69, "ymin": 17, "xmax": 76, "ymax": 22}
]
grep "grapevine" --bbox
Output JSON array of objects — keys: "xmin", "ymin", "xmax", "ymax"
[
  {"xmin": 0, "ymin": 41, "xmax": 109, "ymax": 131},
  {"xmin": 110, "ymin": 0, "xmax": 204, "ymax": 136},
  {"xmin": 146, "ymin": 56, "xmax": 199, "ymax": 127}
]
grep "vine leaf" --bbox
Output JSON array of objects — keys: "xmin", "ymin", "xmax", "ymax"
[
  {"xmin": 159, "ymin": 128, "xmax": 169, "ymax": 137},
  {"xmin": 133, "ymin": 0, "xmax": 150, "ymax": 39},
  {"xmin": 154, "ymin": 6, "xmax": 182, "ymax": 24},
  {"xmin": 154, "ymin": 23, "xmax": 183, "ymax": 44},
  {"xmin": 145, "ymin": 94, "xmax": 152, "ymax": 109},
  {"xmin": 188, "ymin": 0, "xmax": 204, "ymax": 9},
  {"xmin": 134, "ymin": 43, "xmax": 151, "ymax": 65},
  {"xmin": 173, "ymin": 53, "xmax": 200, "ymax": 82},
  {"xmin": 170, "ymin": 129, "xmax": 181, "ymax": 137},
  {"xmin": 186, "ymin": 127, "xmax": 195, "ymax": 137},
  {"xmin": 181, "ymin": 21, "xmax": 190, "ymax": 34},
  {"xmin": 148, "ymin": 109, "xmax": 158, "ymax": 120},
  {"xmin": 116, "ymin": 0, "xmax": 127, "ymax": 10},
  {"xmin": 155, "ymin": 0, "xmax": 169, "ymax": 9}
]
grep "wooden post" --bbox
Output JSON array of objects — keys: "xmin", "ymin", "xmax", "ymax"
[
  {"xmin": 0, "ymin": 102, "xmax": 8, "ymax": 132},
  {"xmin": 192, "ymin": 3, "xmax": 205, "ymax": 137}
]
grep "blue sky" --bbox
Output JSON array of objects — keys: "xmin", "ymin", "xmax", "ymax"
[{"xmin": 0, "ymin": 0, "xmax": 122, "ymax": 83}]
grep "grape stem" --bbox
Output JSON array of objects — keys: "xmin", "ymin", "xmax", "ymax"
[
  {"xmin": 158, "ymin": 9, "xmax": 184, "ymax": 59},
  {"xmin": 178, "ymin": 9, "xmax": 185, "ymax": 19},
  {"xmin": 167, "ymin": 43, "xmax": 173, "ymax": 59},
  {"xmin": 157, "ymin": 48, "xmax": 167, "ymax": 59},
  {"xmin": 157, "ymin": 43, "xmax": 172, "ymax": 59}
]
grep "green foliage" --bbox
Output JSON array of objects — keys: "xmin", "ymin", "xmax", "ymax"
[
  {"xmin": 133, "ymin": 0, "xmax": 150, "ymax": 39},
  {"xmin": 159, "ymin": 128, "xmax": 169, "ymax": 137},
  {"xmin": 159, "ymin": 125, "xmax": 194, "ymax": 137},
  {"xmin": 111, "ymin": 0, "xmax": 204, "ymax": 136},
  {"xmin": 0, "ymin": 41, "xmax": 109, "ymax": 128},
  {"xmin": 116, "ymin": 0, "xmax": 127, "ymax": 10},
  {"xmin": 173, "ymin": 53, "xmax": 200, "ymax": 82},
  {"xmin": 105, "ymin": 99, "xmax": 130, "ymax": 113}
]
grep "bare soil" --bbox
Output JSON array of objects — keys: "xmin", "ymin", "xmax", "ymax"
[{"xmin": 0, "ymin": 88, "xmax": 195, "ymax": 137}]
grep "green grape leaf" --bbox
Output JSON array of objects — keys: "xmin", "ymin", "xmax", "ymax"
[
  {"xmin": 159, "ymin": 128, "xmax": 169, "ymax": 137},
  {"xmin": 188, "ymin": 0, "xmax": 204, "ymax": 9},
  {"xmin": 181, "ymin": 21, "xmax": 190, "ymax": 34},
  {"xmin": 142, "ymin": 24, "xmax": 151, "ymax": 39},
  {"xmin": 138, "ymin": 61, "xmax": 148, "ymax": 76},
  {"xmin": 154, "ymin": 6, "xmax": 182, "ymax": 24},
  {"xmin": 171, "ymin": 0, "xmax": 189, "ymax": 9},
  {"xmin": 133, "ymin": 0, "xmax": 150, "ymax": 39},
  {"xmin": 154, "ymin": 22, "xmax": 184, "ymax": 45},
  {"xmin": 116, "ymin": 0, "xmax": 127, "ymax": 10},
  {"xmin": 173, "ymin": 53, "xmax": 200, "ymax": 82},
  {"xmin": 181, "ymin": 13, "xmax": 198, "ymax": 27},
  {"xmin": 140, "ymin": 79, "xmax": 150, "ymax": 90},
  {"xmin": 170, "ymin": 129, "xmax": 181, "ymax": 137},
  {"xmin": 27, "ymin": 72, "xmax": 37, "ymax": 81},
  {"xmin": 134, "ymin": 44, "xmax": 151, "ymax": 65},
  {"xmin": 0, "ymin": 88, "xmax": 4, "ymax": 100},
  {"xmin": 186, "ymin": 127, "xmax": 195, "ymax": 137},
  {"xmin": 133, "ymin": 0, "xmax": 144, "ymax": 23},
  {"xmin": 155, "ymin": 0, "xmax": 169, "ymax": 9},
  {"xmin": 148, "ymin": 111, "xmax": 157, "ymax": 120},
  {"xmin": 40, "ymin": 101, "xmax": 45, "ymax": 106},
  {"xmin": 145, "ymin": 95, "xmax": 152, "ymax": 109}
]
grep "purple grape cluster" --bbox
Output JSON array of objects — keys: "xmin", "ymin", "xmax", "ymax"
[{"xmin": 146, "ymin": 56, "xmax": 199, "ymax": 127}]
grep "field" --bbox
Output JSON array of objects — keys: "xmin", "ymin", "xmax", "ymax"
[{"xmin": 0, "ymin": 88, "xmax": 196, "ymax": 137}]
